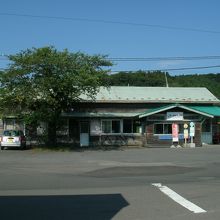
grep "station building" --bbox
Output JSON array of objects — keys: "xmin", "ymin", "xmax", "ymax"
[{"xmin": 62, "ymin": 86, "xmax": 220, "ymax": 147}]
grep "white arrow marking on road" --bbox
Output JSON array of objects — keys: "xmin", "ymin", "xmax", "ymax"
[{"xmin": 152, "ymin": 183, "xmax": 206, "ymax": 214}]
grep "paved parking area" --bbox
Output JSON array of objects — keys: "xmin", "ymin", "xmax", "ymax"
[{"xmin": 1, "ymin": 146, "xmax": 220, "ymax": 219}]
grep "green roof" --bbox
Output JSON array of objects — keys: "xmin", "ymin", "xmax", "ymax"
[
  {"xmin": 186, "ymin": 106, "xmax": 220, "ymax": 117},
  {"xmin": 81, "ymin": 86, "xmax": 220, "ymax": 104}
]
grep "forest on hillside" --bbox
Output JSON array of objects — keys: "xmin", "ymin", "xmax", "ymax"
[{"xmin": 104, "ymin": 71, "xmax": 220, "ymax": 98}]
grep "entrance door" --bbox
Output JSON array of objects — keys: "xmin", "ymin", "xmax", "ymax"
[
  {"xmin": 80, "ymin": 121, "xmax": 89, "ymax": 147},
  {"xmin": 201, "ymin": 133, "xmax": 212, "ymax": 144}
]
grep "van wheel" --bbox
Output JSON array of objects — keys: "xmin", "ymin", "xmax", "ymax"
[{"xmin": 1, "ymin": 147, "xmax": 4, "ymax": 150}]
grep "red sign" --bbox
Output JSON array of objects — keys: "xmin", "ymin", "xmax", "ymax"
[{"xmin": 172, "ymin": 123, "xmax": 179, "ymax": 142}]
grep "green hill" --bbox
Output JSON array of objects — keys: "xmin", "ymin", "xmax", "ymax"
[{"xmin": 105, "ymin": 71, "xmax": 220, "ymax": 99}]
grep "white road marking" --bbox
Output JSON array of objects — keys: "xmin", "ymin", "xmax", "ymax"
[{"xmin": 152, "ymin": 183, "xmax": 207, "ymax": 214}]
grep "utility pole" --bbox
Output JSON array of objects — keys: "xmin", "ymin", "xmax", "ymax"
[{"xmin": 165, "ymin": 72, "xmax": 169, "ymax": 87}]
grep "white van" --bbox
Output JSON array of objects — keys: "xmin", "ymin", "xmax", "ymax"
[{"xmin": 0, "ymin": 130, "xmax": 26, "ymax": 150}]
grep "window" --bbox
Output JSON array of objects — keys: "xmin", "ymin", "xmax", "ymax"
[
  {"xmin": 112, "ymin": 120, "xmax": 120, "ymax": 133},
  {"xmin": 123, "ymin": 119, "xmax": 132, "ymax": 133},
  {"xmin": 102, "ymin": 120, "xmax": 121, "ymax": 133},
  {"xmin": 102, "ymin": 119, "xmax": 142, "ymax": 134},
  {"xmin": 164, "ymin": 124, "xmax": 172, "ymax": 134},
  {"xmin": 133, "ymin": 120, "xmax": 142, "ymax": 133},
  {"xmin": 123, "ymin": 119, "xmax": 142, "ymax": 133},
  {"xmin": 102, "ymin": 121, "xmax": 111, "ymax": 133},
  {"xmin": 3, "ymin": 130, "xmax": 19, "ymax": 136},
  {"xmin": 154, "ymin": 124, "xmax": 163, "ymax": 134},
  {"xmin": 154, "ymin": 123, "xmax": 184, "ymax": 134}
]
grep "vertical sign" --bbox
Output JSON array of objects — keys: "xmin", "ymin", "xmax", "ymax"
[
  {"xmin": 189, "ymin": 122, "xmax": 195, "ymax": 147},
  {"xmin": 189, "ymin": 122, "xmax": 195, "ymax": 137},
  {"xmin": 183, "ymin": 123, "xmax": 189, "ymax": 146},
  {"xmin": 184, "ymin": 129, "xmax": 189, "ymax": 139},
  {"xmin": 172, "ymin": 123, "xmax": 179, "ymax": 142}
]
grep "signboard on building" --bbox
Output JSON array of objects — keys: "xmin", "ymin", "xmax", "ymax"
[
  {"xmin": 167, "ymin": 112, "xmax": 183, "ymax": 121},
  {"xmin": 172, "ymin": 123, "xmax": 179, "ymax": 142}
]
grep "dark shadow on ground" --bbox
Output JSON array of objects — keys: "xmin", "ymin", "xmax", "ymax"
[{"xmin": 0, "ymin": 194, "xmax": 129, "ymax": 220}]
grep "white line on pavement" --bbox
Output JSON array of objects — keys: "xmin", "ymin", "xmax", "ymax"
[{"xmin": 152, "ymin": 183, "xmax": 207, "ymax": 214}]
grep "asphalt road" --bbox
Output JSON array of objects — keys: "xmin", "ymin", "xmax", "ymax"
[{"xmin": 1, "ymin": 146, "xmax": 220, "ymax": 219}]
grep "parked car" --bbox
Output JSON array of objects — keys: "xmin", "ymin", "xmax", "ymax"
[{"xmin": 0, "ymin": 130, "xmax": 26, "ymax": 150}]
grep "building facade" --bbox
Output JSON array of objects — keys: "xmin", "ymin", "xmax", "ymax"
[
  {"xmin": 63, "ymin": 87, "xmax": 220, "ymax": 147},
  {"xmin": 2, "ymin": 86, "xmax": 220, "ymax": 147}
]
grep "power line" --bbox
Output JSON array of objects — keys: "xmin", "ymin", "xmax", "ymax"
[
  {"xmin": 2, "ymin": 54, "xmax": 220, "ymax": 62},
  {"xmin": 0, "ymin": 12, "xmax": 220, "ymax": 34},
  {"xmin": 1, "ymin": 52, "xmax": 220, "ymax": 71},
  {"xmin": 111, "ymin": 64, "xmax": 220, "ymax": 72},
  {"xmin": 109, "ymin": 56, "xmax": 220, "ymax": 61},
  {"xmin": 1, "ymin": 64, "xmax": 220, "ymax": 72}
]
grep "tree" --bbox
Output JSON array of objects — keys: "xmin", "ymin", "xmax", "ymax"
[
  {"xmin": 104, "ymin": 71, "xmax": 220, "ymax": 98},
  {"xmin": 0, "ymin": 46, "xmax": 112, "ymax": 145},
  {"xmin": 105, "ymin": 70, "xmax": 168, "ymax": 87}
]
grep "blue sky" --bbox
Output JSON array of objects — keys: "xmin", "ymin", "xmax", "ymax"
[{"xmin": 0, "ymin": 0, "xmax": 220, "ymax": 75}]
